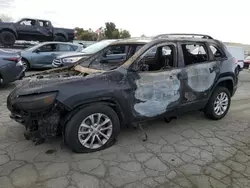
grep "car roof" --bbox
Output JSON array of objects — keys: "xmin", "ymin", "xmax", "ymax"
[
  {"xmin": 38, "ymin": 41, "xmax": 81, "ymax": 46},
  {"xmin": 110, "ymin": 36, "xmax": 218, "ymax": 46}
]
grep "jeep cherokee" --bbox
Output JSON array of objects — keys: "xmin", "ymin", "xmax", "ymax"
[{"xmin": 7, "ymin": 34, "xmax": 238, "ymax": 153}]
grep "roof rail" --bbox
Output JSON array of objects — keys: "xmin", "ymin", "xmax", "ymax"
[{"xmin": 153, "ymin": 33, "xmax": 213, "ymax": 39}]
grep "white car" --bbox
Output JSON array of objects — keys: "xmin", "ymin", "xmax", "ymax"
[{"xmin": 226, "ymin": 46, "xmax": 245, "ymax": 75}]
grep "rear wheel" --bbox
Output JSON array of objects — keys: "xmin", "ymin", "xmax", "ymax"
[
  {"xmin": 21, "ymin": 59, "xmax": 30, "ymax": 71},
  {"xmin": 0, "ymin": 31, "xmax": 16, "ymax": 46},
  {"xmin": 65, "ymin": 104, "xmax": 120, "ymax": 153},
  {"xmin": 204, "ymin": 87, "xmax": 231, "ymax": 120}
]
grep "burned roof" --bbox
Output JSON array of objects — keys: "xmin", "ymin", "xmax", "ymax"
[{"xmin": 110, "ymin": 34, "xmax": 219, "ymax": 46}]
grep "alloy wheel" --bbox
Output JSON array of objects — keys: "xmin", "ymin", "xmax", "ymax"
[
  {"xmin": 78, "ymin": 113, "xmax": 113, "ymax": 149},
  {"xmin": 213, "ymin": 92, "xmax": 229, "ymax": 116}
]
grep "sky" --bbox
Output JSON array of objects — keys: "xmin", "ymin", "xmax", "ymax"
[{"xmin": 1, "ymin": 0, "xmax": 250, "ymax": 44}]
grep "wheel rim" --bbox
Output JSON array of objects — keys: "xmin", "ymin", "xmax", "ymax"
[
  {"xmin": 22, "ymin": 61, "xmax": 27, "ymax": 70},
  {"xmin": 78, "ymin": 113, "xmax": 113, "ymax": 149},
  {"xmin": 214, "ymin": 92, "xmax": 229, "ymax": 116}
]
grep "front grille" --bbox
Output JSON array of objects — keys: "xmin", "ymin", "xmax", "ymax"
[{"xmin": 52, "ymin": 59, "xmax": 62, "ymax": 67}]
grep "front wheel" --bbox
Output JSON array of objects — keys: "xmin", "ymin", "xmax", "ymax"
[
  {"xmin": 21, "ymin": 59, "xmax": 30, "ymax": 71},
  {"xmin": 204, "ymin": 87, "xmax": 231, "ymax": 120},
  {"xmin": 0, "ymin": 31, "xmax": 16, "ymax": 46},
  {"xmin": 65, "ymin": 104, "xmax": 120, "ymax": 153}
]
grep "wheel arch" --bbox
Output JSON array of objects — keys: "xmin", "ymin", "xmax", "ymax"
[
  {"xmin": 61, "ymin": 97, "xmax": 127, "ymax": 131},
  {"xmin": 211, "ymin": 77, "xmax": 234, "ymax": 97},
  {"xmin": 54, "ymin": 32, "xmax": 67, "ymax": 41},
  {"xmin": 0, "ymin": 28, "xmax": 17, "ymax": 38}
]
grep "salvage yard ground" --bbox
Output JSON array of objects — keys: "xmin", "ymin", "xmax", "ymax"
[{"xmin": 0, "ymin": 70, "xmax": 250, "ymax": 188}]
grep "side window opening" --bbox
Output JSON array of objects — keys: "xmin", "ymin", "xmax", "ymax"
[
  {"xmin": 57, "ymin": 44, "xmax": 73, "ymax": 51},
  {"xmin": 89, "ymin": 45, "xmax": 129, "ymax": 70},
  {"xmin": 182, "ymin": 43, "xmax": 208, "ymax": 65},
  {"xmin": 209, "ymin": 45, "xmax": 224, "ymax": 59},
  {"xmin": 133, "ymin": 45, "xmax": 175, "ymax": 72},
  {"xmin": 106, "ymin": 46, "xmax": 126, "ymax": 55},
  {"xmin": 71, "ymin": 45, "xmax": 78, "ymax": 51},
  {"xmin": 38, "ymin": 44, "xmax": 56, "ymax": 52},
  {"xmin": 20, "ymin": 19, "xmax": 36, "ymax": 26}
]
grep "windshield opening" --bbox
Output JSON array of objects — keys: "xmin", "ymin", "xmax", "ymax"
[{"xmin": 81, "ymin": 40, "xmax": 116, "ymax": 54}]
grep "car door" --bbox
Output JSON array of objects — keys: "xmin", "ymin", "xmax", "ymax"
[
  {"xmin": 128, "ymin": 42, "xmax": 182, "ymax": 118},
  {"xmin": 178, "ymin": 42, "xmax": 220, "ymax": 111},
  {"xmin": 15, "ymin": 19, "xmax": 40, "ymax": 40},
  {"xmin": 32, "ymin": 44, "xmax": 58, "ymax": 68},
  {"xmin": 37, "ymin": 20, "xmax": 53, "ymax": 40}
]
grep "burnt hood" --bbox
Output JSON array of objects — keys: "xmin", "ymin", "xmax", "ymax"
[
  {"xmin": 11, "ymin": 76, "xmax": 82, "ymax": 96},
  {"xmin": 11, "ymin": 66, "xmax": 105, "ymax": 96}
]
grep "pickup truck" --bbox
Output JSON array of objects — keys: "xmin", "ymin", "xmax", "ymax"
[{"xmin": 0, "ymin": 18, "xmax": 75, "ymax": 46}]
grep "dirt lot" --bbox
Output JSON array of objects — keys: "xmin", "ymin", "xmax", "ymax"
[{"xmin": 0, "ymin": 70, "xmax": 250, "ymax": 188}]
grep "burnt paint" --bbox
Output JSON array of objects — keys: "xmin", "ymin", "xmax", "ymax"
[{"xmin": 134, "ymin": 69, "xmax": 181, "ymax": 117}]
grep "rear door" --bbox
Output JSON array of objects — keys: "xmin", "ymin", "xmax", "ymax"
[
  {"xmin": 32, "ymin": 44, "xmax": 57, "ymax": 67},
  {"xmin": 37, "ymin": 20, "xmax": 53, "ymax": 40},
  {"xmin": 178, "ymin": 42, "xmax": 220, "ymax": 111}
]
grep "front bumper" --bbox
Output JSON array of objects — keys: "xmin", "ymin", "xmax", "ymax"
[{"xmin": 7, "ymin": 93, "xmax": 61, "ymax": 139}]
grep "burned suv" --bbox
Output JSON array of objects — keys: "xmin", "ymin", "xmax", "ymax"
[{"xmin": 7, "ymin": 34, "xmax": 238, "ymax": 153}]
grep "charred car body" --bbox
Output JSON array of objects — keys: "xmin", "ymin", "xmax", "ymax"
[{"xmin": 7, "ymin": 34, "xmax": 238, "ymax": 153}]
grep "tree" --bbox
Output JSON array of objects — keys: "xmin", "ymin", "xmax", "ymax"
[
  {"xmin": 119, "ymin": 29, "xmax": 131, "ymax": 39},
  {"xmin": 104, "ymin": 22, "xmax": 119, "ymax": 39},
  {"xmin": 0, "ymin": 14, "xmax": 13, "ymax": 22},
  {"xmin": 74, "ymin": 27, "xmax": 98, "ymax": 41}
]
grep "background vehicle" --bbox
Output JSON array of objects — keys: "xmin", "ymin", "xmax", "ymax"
[
  {"xmin": 0, "ymin": 18, "xmax": 75, "ymax": 46},
  {"xmin": 20, "ymin": 42, "xmax": 83, "ymax": 70},
  {"xmin": 226, "ymin": 46, "xmax": 245, "ymax": 75},
  {"xmin": 52, "ymin": 39, "xmax": 117, "ymax": 67},
  {"xmin": 0, "ymin": 49, "xmax": 25, "ymax": 84},
  {"xmin": 7, "ymin": 34, "xmax": 238, "ymax": 153},
  {"xmin": 244, "ymin": 56, "xmax": 250, "ymax": 69}
]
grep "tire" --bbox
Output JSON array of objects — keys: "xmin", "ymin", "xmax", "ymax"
[
  {"xmin": 204, "ymin": 87, "xmax": 231, "ymax": 120},
  {"xmin": 54, "ymin": 35, "xmax": 66, "ymax": 42},
  {"xmin": 65, "ymin": 104, "xmax": 120, "ymax": 153},
  {"xmin": 0, "ymin": 31, "xmax": 16, "ymax": 46},
  {"xmin": 21, "ymin": 58, "xmax": 30, "ymax": 71},
  {"xmin": 235, "ymin": 66, "xmax": 240, "ymax": 76}
]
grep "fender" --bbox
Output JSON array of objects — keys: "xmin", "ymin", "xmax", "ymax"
[
  {"xmin": 0, "ymin": 27, "xmax": 18, "ymax": 38},
  {"xmin": 209, "ymin": 76, "xmax": 235, "ymax": 98},
  {"xmin": 54, "ymin": 31, "xmax": 68, "ymax": 41},
  {"xmin": 61, "ymin": 96, "xmax": 131, "ymax": 127}
]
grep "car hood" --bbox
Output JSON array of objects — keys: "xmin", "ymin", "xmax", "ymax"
[
  {"xmin": 55, "ymin": 52, "xmax": 91, "ymax": 59},
  {"xmin": 11, "ymin": 66, "xmax": 105, "ymax": 96}
]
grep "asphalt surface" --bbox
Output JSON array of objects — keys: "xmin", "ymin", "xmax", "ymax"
[{"xmin": 0, "ymin": 70, "xmax": 250, "ymax": 188}]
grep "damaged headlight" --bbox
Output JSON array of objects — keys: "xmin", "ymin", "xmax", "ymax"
[
  {"xmin": 62, "ymin": 57, "xmax": 82, "ymax": 63},
  {"xmin": 13, "ymin": 92, "xmax": 58, "ymax": 111}
]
